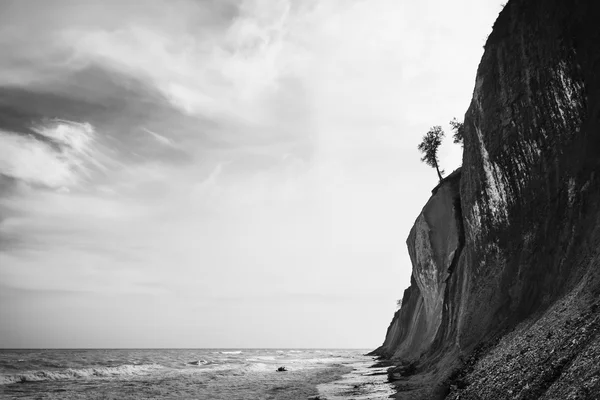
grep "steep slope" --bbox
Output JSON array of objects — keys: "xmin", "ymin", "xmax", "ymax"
[
  {"xmin": 373, "ymin": 170, "xmax": 462, "ymax": 362},
  {"xmin": 372, "ymin": 0, "xmax": 600, "ymax": 398}
]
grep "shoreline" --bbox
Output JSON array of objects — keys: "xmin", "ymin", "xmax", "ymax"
[{"xmin": 316, "ymin": 356, "xmax": 395, "ymax": 400}]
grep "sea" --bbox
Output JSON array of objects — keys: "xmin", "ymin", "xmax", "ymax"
[{"xmin": 0, "ymin": 349, "xmax": 395, "ymax": 399}]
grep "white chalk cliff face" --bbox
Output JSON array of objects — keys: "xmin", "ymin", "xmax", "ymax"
[
  {"xmin": 372, "ymin": 171, "xmax": 462, "ymax": 361},
  {"xmin": 373, "ymin": 0, "xmax": 600, "ymax": 397},
  {"xmin": 406, "ymin": 174, "xmax": 462, "ymax": 356}
]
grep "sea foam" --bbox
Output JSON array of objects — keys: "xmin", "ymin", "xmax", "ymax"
[{"xmin": 0, "ymin": 364, "xmax": 162, "ymax": 385}]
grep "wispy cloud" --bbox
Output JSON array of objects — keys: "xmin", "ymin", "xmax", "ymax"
[
  {"xmin": 0, "ymin": 119, "xmax": 101, "ymax": 188},
  {"xmin": 142, "ymin": 127, "xmax": 175, "ymax": 147}
]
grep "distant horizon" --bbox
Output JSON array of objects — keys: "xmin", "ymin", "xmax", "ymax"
[{"xmin": 0, "ymin": 347, "xmax": 372, "ymax": 350}]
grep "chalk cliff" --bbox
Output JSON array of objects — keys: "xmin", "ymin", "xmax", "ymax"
[
  {"xmin": 375, "ymin": 170, "xmax": 463, "ymax": 361},
  {"xmin": 373, "ymin": 0, "xmax": 600, "ymax": 398}
]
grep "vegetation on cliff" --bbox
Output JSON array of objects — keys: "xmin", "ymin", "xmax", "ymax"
[{"xmin": 418, "ymin": 126, "xmax": 445, "ymax": 181}]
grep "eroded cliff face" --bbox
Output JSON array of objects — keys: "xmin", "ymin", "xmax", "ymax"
[
  {"xmin": 374, "ymin": 171, "xmax": 462, "ymax": 360},
  {"xmin": 457, "ymin": 0, "xmax": 594, "ymax": 351},
  {"xmin": 374, "ymin": 0, "xmax": 600, "ymax": 398}
]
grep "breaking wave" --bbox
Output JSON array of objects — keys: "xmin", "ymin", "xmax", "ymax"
[{"xmin": 0, "ymin": 364, "xmax": 163, "ymax": 385}]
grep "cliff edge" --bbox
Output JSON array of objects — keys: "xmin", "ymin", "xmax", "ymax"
[{"xmin": 373, "ymin": 0, "xmax": 600, "ymax": 398}]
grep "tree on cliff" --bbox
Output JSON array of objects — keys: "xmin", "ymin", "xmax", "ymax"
[
  {"xmin": 418, "ymin": 126, "xmax": 445, "ymax": 181},
  {"xmin": 450, "ymin": 118, "xmax": 464, "ymax": 146}
]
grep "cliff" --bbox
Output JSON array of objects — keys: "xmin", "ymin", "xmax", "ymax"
[
  {"xmin": 373, "ymin": 0, "xmax": 600, "ymax": 398},
  {"xmin": 374, "ymin": 169, "xmax": 463, "ymax": 361}
]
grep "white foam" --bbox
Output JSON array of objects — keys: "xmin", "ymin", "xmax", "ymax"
[
  {"xmin": 187, "ymin": 359, "xmax": 210, "ymax": 366},
  {"xmin": 246, "ymin": 356, "xmax": 277, "ymax": 361},
  {"xmin": 318, "ymin": 361, "xmax": 395, "ymax": 400},
  {"xmin": 243, "ymin": 363, "xmax": 273, "ymax": 372},
  {"xmin": 0, "ymin": 364, "xmax": 163, "ymax": 385}
]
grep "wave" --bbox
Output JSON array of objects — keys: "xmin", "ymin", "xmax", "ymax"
[
  {"xmin": 187, "ymin": 359, "xmax": 210, "ymax": 366},
  {"xmin": 245, "ymin": 363, "xmax": 272, "ymax": 372},
  {"xmin": 246, "ymin": 356, "xmax": 277, "ymax": 362},
  {"xmin": 220, "ymin": 351, "xmax": 242, "ymax": 355},
  {"xmin": 0, "ymin": 364, "xmax": 162, "ymax": 385}
]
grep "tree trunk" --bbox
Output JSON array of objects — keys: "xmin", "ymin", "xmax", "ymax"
[{"xmin": 435, "ymin": 162, "xmax": 443, "ymax": 181}]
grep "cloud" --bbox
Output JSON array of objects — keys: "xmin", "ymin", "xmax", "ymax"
[
  {"xmin": 0, "ymin": 119, "xmax": 100, "ymax": 188},
  {"xmin": 57, "ymin": 2, "xmax": 300, "ymax": 123},
  {"xmin": 142, "ymin": 128, "xmax": 175, "ymax": 147}
]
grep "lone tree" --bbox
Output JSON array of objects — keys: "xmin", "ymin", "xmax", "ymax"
[
  {"xmin": 449, "ymin": 118, "xmax": 464, "ymax": 146},
  {"xmin": 418, "ymin": 125, "xmax": 445, "ymax": 181}
]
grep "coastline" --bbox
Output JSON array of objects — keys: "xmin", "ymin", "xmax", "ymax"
[{"xmin": 317, "ymin": 355, "xmax": 395, "ymax": 399}]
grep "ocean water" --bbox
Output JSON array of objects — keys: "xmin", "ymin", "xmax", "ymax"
[{"xmin": 0, "ymin": 349, "xmax": 394, "ymax": 399}]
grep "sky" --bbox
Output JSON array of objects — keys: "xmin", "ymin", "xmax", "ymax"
[{"xmin": 0, "ymin": 0, "xmax": 504, "ymax": 348}]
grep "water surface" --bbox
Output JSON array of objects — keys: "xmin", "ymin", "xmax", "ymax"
[{"xmin": 0, "ymin": 349, "xmax": 393, "ymax": 399}]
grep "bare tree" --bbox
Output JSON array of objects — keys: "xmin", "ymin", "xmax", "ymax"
[{"xmin": 418, "ymin": 126, "xmax": 445, "ymax": 181}]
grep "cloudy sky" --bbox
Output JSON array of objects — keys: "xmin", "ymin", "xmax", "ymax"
[{"xmin": 0, "ymin": 0, "xmax": 503, "ymax": 348}]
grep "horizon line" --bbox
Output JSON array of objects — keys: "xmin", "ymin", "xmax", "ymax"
[{"xmin": 0, "ymin": 347, "xmax": 375, "ymax": 350}]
